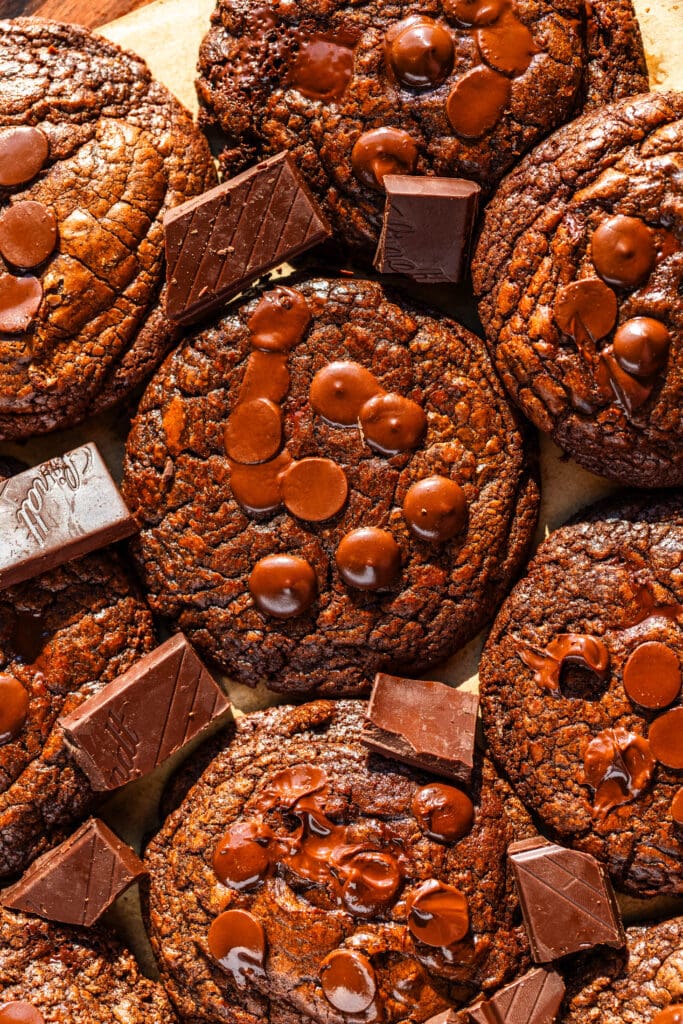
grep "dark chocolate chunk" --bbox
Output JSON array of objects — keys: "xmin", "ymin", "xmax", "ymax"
[
  {"xmin": 467, "ymin": 967, "xmax": 565, "ymax": 1024},
  {"xmin": 374, "ymin": 175, "xmax": 480, "ymax": 283},
  {"xmin": 508, "ymin": 837, "xmax": 625, "ymax": 962},
  {"xmin": 0, "ymin": 444, "xmax": 136, "ymax": 591},
  {"xmin": 361, "ymin": 673, "xmax": 479, "ymax": 784},
  {"xmin": 1, "ymin": 818, "xmax": 145, "ymax": 927},
  {"xmin": 59, "ymin": 633, "xmax": 231, "ymax": 791},
  {"xmin": 164, "ymin": 152, "xmax": 332, "ymax": 325}
]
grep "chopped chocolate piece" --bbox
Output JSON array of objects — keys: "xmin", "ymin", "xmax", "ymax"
[
  {"xmin": 164, "ymin": 152, "xmax": 332, "ymax": 326},
  {"xmin": 424, "ymin": 1012, "xmax": 455, "ymax": 1024},
  {"xmin": 508, "ymin": 837, "xmax": 625, "ymax": 962},
  {"xmin": 361, "ymin": 674, "xmax": 478, "ymax": 784},
  {"xmin": 374, "ymin": 175, "xmax": 480, "ymax": 283},
  {"xmin": 0, "ymin": 443, "xmax": 136, "ymax": 591},
  {"xmin": 467, "ymin": 967, "xmax": 565, "ymax": 1024},
  {"xmin": 1, "ymin": 818, "xmax": 145, "ymax": 927},
  {"xmin": 60, "ymin": 633, "xmax": 231, "ymax": 791}
]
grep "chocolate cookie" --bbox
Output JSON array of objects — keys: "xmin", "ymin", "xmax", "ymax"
[
  {"xmin": 145, "ymin": 700, "xmax": 536, "ymax": 1022},
  {"xmin": 0, "ymin": 908, "xmax": 176, "ymax": 1021},
  {"xmin": 122, "ymin": 275, "xmax": 539, "ymax": 695},
  {"xmin": 0, "ymin": 462, "xmax": 156, "ymax": 878},
  {"xmin": 0, "ymin": 18, "xmax": 216, "ymax": 440},
  {"xmin": 196, "ymin": 0, "xmax": 647, "ymax": 253},
  {"xmin": 473, "ymin": 91, "xmax": 683, "ymax": 487},
  {"xmin": 479, "ymin": 492, "xmax": 683, "ymax": 898}
]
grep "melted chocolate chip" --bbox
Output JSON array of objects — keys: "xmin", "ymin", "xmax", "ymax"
[
  {"xmin": 583, "ymin": 727, "xmax": 654, "ymax": 817},
  {"xmin": 0, "ymin": 674, "xmax": 29, "ymax": 744},
  {"xmin": 0, "ymin": 126, "xmax": 49, "ymax": 188},
  {"xmin": 406, "ymin": 879, "xmax": 469, "ymax": 947},
  {"xmin": 649, "ymin": 708, "xmax": 683, "ymax": 769},
  {"xmin": 518, "ymin": 634, "xmax": 610, "ymax": 695},
  {"xmin": 335, "ymin": 527, "xmax": 401, "ymax": 590},
  {"xmin": 240, "ymin": 352, "xmax": 290, "ymax": 404},
  {"xmin": 351, "ymin": 128, "xmax": 419, "ymax": 191},
  {"xmin": 598, "ymin": 348, "xmax": 654, "ymax": 415},
  {"xmin": 554, "ymin": 279, "xmax": 618, "ymax": 344},
  {"xmin": 320, "ymin": 950, "xmax": 377, "ymax": 1013},
  {"xmin": 652, "ymin": 1007, "xmax": 683, "ymax": 1024},
  {"xmin": 476, "ymin": 7, "xmax": 539, "ymax": 75},
  {"xmin": 0, "ymin": 201, "xmax": 57, "ymax": 269},
  {"xmin": 224, "ymin": 398, "xmax": 283, "ymax": 464},
  {"xmin": 360, "ymin": 393, "xmax": 427, "ymax": 455},
  {"xmin": 288, "ymin": 34, "xmax": 356, "ymax": 101},
  {"xmin": 671, "ymin": 789, "xmax": 683, "ymax": 827},
  {"xmin": 385, "ymin": 16, "xmax": 454, "ymax": 90},
  {"xmin": 213, "ymin": 821, "xmax": 274, "ymax": 889},
  {"xmin": 247, "ymin": 286, "xmax": 311, "ymax": 352},
  {"xmin": 0, "ymin": 1003, "xmax": 45, "ymax": 1024},
  {"xmin": 443, "ymin": 0, "xmax": 504, "ymax": 26},
  {"xmin": 208, "ymin": 909, "xmax": 266, "ymax": 986},
  {"xmin": 341, "ymin": 850, "xmax": 402, "ymax": 916},
  {"xmin": 257, "ymin": 763, "xmax": 327, "ymax": 810},
  {"xmin": 623, "ymin": 641, "xmax": 681, "ymax": 709},
  {"xmin": 230, "ymin": 451, "xmax": 292, "ymax": 514},
  {"xmin": 403, "ymin": 476, "xmax": 467, "ymax": 542},
  {"xmin": 591, "ymin": 215, "xmax": 657, "ymax": 289},
  {"xmin": 612, "ymin": 317, "xmax": 670, "ymax": 378},
  {"xmin": 280, "ymin": 457, "xmax": 348, "ymax": 522},
  {"xmin": 310, "ymin": 361, "xmax": 382, "ymax": 425},
  {"xmin": 249, "ymin": 554, "xmax": 317, "ymax": 618},
  {"xmin": 412, "ymin": 783, "xmax": 474, "ymax": 842},
  {"xmin": 0, "ymin": 274, "xmax": 42, "ymax": 334},
  {"xmin": 446, "ymin": 67, "xmax": 511, "ymax": 139}
]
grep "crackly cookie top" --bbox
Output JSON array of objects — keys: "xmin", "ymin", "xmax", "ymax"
[
  {"xmin": 122, "ymin": 276, "xmax": 538, "ymax": 696},
  {"xmin": 473, "ymin": 91, "xmax": 683, "ymax": 487},
  {"xmin": 0, "ymin": 19, "xmax": 216, "ymax": 440},
  {"xmin": 145, "ymin": 701, "xmax": 535, "ymax": 1023},
  {"xmin": 480, "ymin": 492, "xmax": 683, "ymax": 897},
  {"xmin": 196, "ymin": 0, "xmax": 647, "ymax": 251}
]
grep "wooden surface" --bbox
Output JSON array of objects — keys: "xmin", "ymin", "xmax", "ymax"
[{"xmin": 0, "ymin": 0, "xmax": 153, "ymax": 28}]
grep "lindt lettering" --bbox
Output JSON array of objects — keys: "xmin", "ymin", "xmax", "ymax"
[{"xmin": 15, "ymin": 451, "xmax": 90, "ymax": 547}]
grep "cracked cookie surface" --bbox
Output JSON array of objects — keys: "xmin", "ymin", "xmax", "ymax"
[
  {"xmin": 0, "ymin": 19, "xmax": 216, "ymax": 439},
  {"xmin": 196, "ymin": 0, "xmax": 647, "ymax": 253},
  {"xmin": 122, "ymin": 276, "xmax": 539, "ymax": 696},
  {"xmin": 480, "ymin": 492, "xmax": 683, "ymax": 897},
  {"xmin": 473, "ymin": 91, "xmax": 683, "ymax": 487}
]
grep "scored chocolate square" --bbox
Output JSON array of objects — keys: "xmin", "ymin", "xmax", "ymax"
[
  {"xmin": 164, "ymin": 151, "xmax": 332, "ymax": 326},
  {"xmin": 361, "ymin": 673, "xmax": 479, "ymax": 784},
  {"xmin": 374, "ymin": 175, "xmax": 480, "ymax": 284}
]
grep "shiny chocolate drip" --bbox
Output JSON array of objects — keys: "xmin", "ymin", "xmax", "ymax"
[
  {"xmin": 351, "ymin": 128, "xmax": 419, "ymax": 191},
  {"xmin": 320, "ymin": 950, "xmax": 377, "ymax": 1013},
  {"xmin": 411, "ymin": 783, "xmax": 474, "ymax": 842},
  {"xmin": 517, "ymin": 634, "xmax": 610, "ymax": 694},
  {"xmin": 288, "ymin": 34, "xmax": 356, "ymax": 102},
  {"xmin": 583, "ymin": 727, "xmax": 654, "ymax": 817},
  {"xmin": 207, "ymin": 909, "xmax": 266, "ymax": 987},
  {"xmin": 385, "ymin": 16, "xmax": 454, "ymax": 89},
  {"xmin": 406, "ymin": 878, "xmax": 469, "ymax": 947}
]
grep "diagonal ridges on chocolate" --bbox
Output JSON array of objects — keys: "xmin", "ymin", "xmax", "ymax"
[
  {"xmin": 508, "ymin": 838, "xmax": 625, "ymax": 962},
  {"xmin": 468, "ymin": 967, "xmax": 566, "ymax": 1024},
  {"xmin": 59, "ymin": 633, "xmax": 231, "ymax": 791},
  {"xmin": 164, "ymin": 152, "xmax": 331, "ymax": 326},
  {"xmin": 1, "ymin": 818, "xmax": 145, "ymax": 927}
]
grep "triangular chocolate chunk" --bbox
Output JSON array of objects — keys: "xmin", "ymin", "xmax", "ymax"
[{"xmin": 467, "ymin": 967, "xmax": 565, "ymax": 1024}]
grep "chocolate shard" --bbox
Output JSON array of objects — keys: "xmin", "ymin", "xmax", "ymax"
[
  {"xmin": 0, "ymin": 443, "xmax": 136, "ymax": 591},
  {"xmin": 467, "ymin": 968, "xmax": 566, "ymax": 1024},
  {"xmin": 1, "ymin": 818, "xmax": 146, "ymax": 927},
  {"xmin": 374, "ymin": 175, "xmax": 480, "ymax": 284},
  {"xmin": 424, "ymin": 1011, "xmax": 456, "ymax": 1024},
  {"xmin": 361, "ymin": 673, "xmax": 479, "ymax": 785},
  {"xmin": 508, "ymin": 838, "xmax": 625, "ymax": 962},
  {"xmin": 59, "ymin": 633, "xmax": 231, "ymax": 792},
  {"xmin": 164, "ymin": 152, "xmax": 332, "ymax": 326}
]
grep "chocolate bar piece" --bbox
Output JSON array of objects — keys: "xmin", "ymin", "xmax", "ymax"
[
  {"xmin": 361, "ymin": 673, "xmax": 479, "ymax": 785},
  {"xmin": 467, "ymin": 968, "xmax": 565, "ymax": 1024},
  {"xmin": 60, "ymin": 633, "xmax": 231, "ymax": 791},
  {"xmin": 423, "ymin": 1012, "xmax": 455, "ymax": 1024},
  {"xmin": 164, "ymin": 152, "xmax": 332, "ymax": 325},
  {"xmin": 0, "ymin": 443, "xmax": 136, "ymax": 590},
  {"xmin": 508, "ymin": 838, "xmax": 625, "ymax": 962},
  {"xmin": 374, "ymin": 175, "xmax": 480, "ymax": 283},
  {"xmin": 1, "ymin": 818, "xmax": 145, "ymax": 927}
]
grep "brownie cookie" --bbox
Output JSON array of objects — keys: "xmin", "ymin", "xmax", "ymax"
[
  {"xmin": 145, "ymin": 700, "xmax": 536, "ymax": 1023},
  {"xmin": 196, "ymin": 0, "xmax": 647, "ymax": 253},
  {"xmin": 122, "ymin": 276, "xmax": 539, "ymax": 695},
  {"xmin": 0, "ymin": 463, "xmax": 156, "ymax": 878},
  {"xmin": 0, "ymin": 908, "xmax": 176, "ymax": 1021},
  {"xmin": 0, "ymin": 19, "xmax": 216, "ymax": 440},
  {"xmin": 473, "ymin": 91, "xmax": 683, "ymax": 487},
  {"xmin": 479, "ymin": 492, "xmax": 683, "ymax": 898}
]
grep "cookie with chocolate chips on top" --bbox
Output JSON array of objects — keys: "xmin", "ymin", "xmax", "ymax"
[
  {"xmin": 473, "ymin": 91, "xmax": 683, "ymax": 487},
  {"xmin": 145, "ymin": 700, "xmax": 537, "ymax": 1024},
  {"xmin": 0, "ymin": 19, "xmax": 216, "ymax": 440},
  {"xmin": 479, "ymin": 491, "xmax": 683, "ymax": 898},
  {"xmin": 122, "ymin": 275, "xmax": 539, "ymax": 696},
  {"xmin": 196, "ymin": 0, "xmax": 647, "ymax": 253}
]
